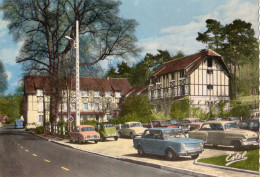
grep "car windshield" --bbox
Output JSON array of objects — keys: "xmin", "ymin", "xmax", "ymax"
[
  {"xmin": 171, "ymin": 120, "xmax": 179, "ymax": 124},
  {"xmin": 224, "ymin": 123, "xmax": 238, "ymax": 129},
  {"xmin": 182, "ymin": 120, "xmax": 190, "ymax": 123},
  {"xmin": 81, "ymin": 127, "xmax": 94, "ymax": 131},
  {"xmin": 251, "ymin": 122, "xmax": 259, "ymax": 130},
  {"xmin": 241, "ymin": 122, "xmax": 250, "ymax": 129},
  {"xmin": 130, "ymin": 123, "xmax": 142, "ymax": 127},
  {"xmin": 103, "ymin": 124, "xmax": 114, "ymax": 128},
  {"xmin": 163, "ymin": 129, "xmax": 186, "ymax": 139},
  {"xmin": 230, "ymin": 117, "xmax": 240, "ymax": 121}
]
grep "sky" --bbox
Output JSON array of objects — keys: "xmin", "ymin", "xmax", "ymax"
[{"xmin": 0, "ymin": 0, "xmax": 258, "ymax": 94}]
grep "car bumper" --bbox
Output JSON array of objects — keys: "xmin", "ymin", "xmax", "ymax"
[
  {"xmin": 178, "ymin": 150, "xmax": 203, "ymax": 156},
  {"xmin": 241, "ymin": 141, "xmax": 259, "ymax": 146}
]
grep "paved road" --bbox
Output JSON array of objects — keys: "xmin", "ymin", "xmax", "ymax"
[{"xmin": 0, "ymin": 124, "xmax": 194, "ymax": 177}]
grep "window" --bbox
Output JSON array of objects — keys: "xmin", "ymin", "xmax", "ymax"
[
  {"xmin": 37, "ymin": 115, "xmax": 43, "ymax": 122},
  {"xmin": 207, "ymin": 85, "xmax": 213, "ymax": 89},
  {"xmin": 115, "ymin": 91, "xmax": 121, "ymax": 98},
  {"xmin": 105, "ymin": 91, "xmax": 112, "ymax": 97},
  {"xmin": 37, "ymin": 89, "xmax": 43, "ymax": 96},
  {"xmin": 70, "ymin": 103, "xmax": 76, "ymax": 111},
  {"xmin": 180, "ymin": 70, "xmax": 184, "ymax": 78},
  {"xmin": 181, "ymin": 85, "xmax": 185, "ymax": 95},
  {"xmin": 94, "ymin": 91, "xmax": 100, "ymax": 97},
  {"xmin": 171, "ymin": 73, "xmax": 175, "ymax": 80},
  {"xmin": 81, "ymin": 91, "xmax": 89, "ymax": 97},
  {"xmin": 83, "ymin": 103, "xmax": 88, "ymax": 110},
  {"xmin": 144, "ymin": 130, "xmax": 154, "ymax": 139},
  {"xmin": 207, "ymin": 70, "xmax": 213, "ymax": 74},
  {"xmin": 208, "ymin": 58, "xmax": 212, "ymax": 67},
  {"xmin": 38, "ymin": 102, "xmax": 43, "ymax": 112}
]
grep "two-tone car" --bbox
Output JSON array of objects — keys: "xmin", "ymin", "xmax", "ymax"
[
  {"xmin": 179, "ymin": 118, "xmax": 204, "ymax": 133},
  {"xmin": 189, "ymin": 121, "xmax": 258, "ymax": 150},
  {"xmin": 118, "ymin": 121, "xmax": 146, "ymax": 139},
  {"xmin": 69, "ymin": 125, "xmax": 100, "ymax": 144},
  {"xmin": 133, "ymin": 128, "xmax": 204, "ymax": 160},
  {"xmin": 96, "ymin": 122, "xmax": 119, "ymax": 141}
]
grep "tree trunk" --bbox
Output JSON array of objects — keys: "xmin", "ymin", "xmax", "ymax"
[
  {"xmin": 238, "ymin": 64, "xmax": 241, "ymax": 80},
  {"xmin": 247, "ymin": 64, "xmax": 250, "ymax": 95},
  {"xmin": 43, "ymin": 89, "xmax": 46, "ymax": 133}
]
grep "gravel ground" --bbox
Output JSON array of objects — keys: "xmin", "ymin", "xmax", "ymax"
[{"xmin": 39, "ymin": 134, "xmax": 258, "ymax": 177}]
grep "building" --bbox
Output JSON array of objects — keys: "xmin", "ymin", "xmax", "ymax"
[
  {"xmin": 146, "ymin": 49, "xmax": 231, "ymax": 114},
  {"xmin": 24, "ymin": 76, "xmax": 131, "ymax": 125}
]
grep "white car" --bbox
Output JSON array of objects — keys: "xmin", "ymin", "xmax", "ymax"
[{"xmin": 118, "ymin": 122, "xmax": 146, "ymax": 139}]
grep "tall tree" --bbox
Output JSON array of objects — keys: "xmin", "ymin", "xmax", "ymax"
[
  {"xmin": 196, "ymin": 19, "xmax": 258, "ymax": 98},
  {"xmin": 1, "ymin": 0, "xmax": 140, "ymax": 132},
  {"xmin": 0, "ymin": 60, "xmax": 7, "ymax": 95}
]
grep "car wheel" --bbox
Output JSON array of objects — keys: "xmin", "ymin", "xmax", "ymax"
[
  {"xmin": 94, "ymin": 140, "xmax": 98, "ymax": 144},
  {"xmin": 191, "ymin": 154, "xmax": 199, "ymax": 159},
  {"xmin": 118, "ymin": 132, "xmax": 122, "ymax": 138},
  {"xmin": 69, "ymin": 138, "xmax": 73, "ymax": 143},
  {"xmin": 130, "ymin": 132, "xmax": 135, "ymax": 139},
  {"xmin": 78, "ymin": 137, "xmax": 83, "ymax": 144},
  {"xmin": 137, "ymin": 146, "xmax": 145, "ymax": 157},
  {"xmin": 114, "ymin": 136, "xmax": 118, "ymax": 141},
  {"xmin": 166, "ymin": 149, "xmax": 178, "ymax": 161},
  {"xmin": 101, "ymin": 137, "xmax": 106, "ymax": 142}
]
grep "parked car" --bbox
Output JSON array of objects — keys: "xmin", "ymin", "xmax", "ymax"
[
  {"xmin": 15, "ymin": 119, "xmax": 24, "ymax": 128},
  {"xmin": 224, "ymin": 117, "xmax": 241, "ymax": 124},
  {"xmin": 189, "ymin": 121, "xmax": 258, "ymax": 150},
  {"xmin": 170, "ymin": 119, "xmax": 179, "ymax": 126},
  {"xmin": 96, "ymin": 122, "xmax": 119, "ymax": 141},
  {"xmin": 179, "ymin": 118, "xmax": 203, "ymax": 133},
  {"xmin": 145, "ymin": 120, "xmax": 178, "ymax": 128},
  {"xmin": 118, "ymin": 121, "xmax": 146, "ymax": 139},
  {"xmin": 133, "ymin": 127, "xmax": 204, "ymax": 160},
  {"xmin": 25, "ymin": 123, "xmax": 37, "ymax": 130},
  {"xmin": 208, "ymin": 117, "xmax": 223, "ymax": 121},
  {"xmin": 69, "ymin": 125, "xmax": 100, "ymax": 144},
  {"xmin": 0, "ymin": 122, "xmax": 2, "ymax": 128}
]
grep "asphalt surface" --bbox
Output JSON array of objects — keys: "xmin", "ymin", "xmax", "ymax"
[{"xmin": 0, "ymin": 124, "xmax": 194, "ymax": 177}]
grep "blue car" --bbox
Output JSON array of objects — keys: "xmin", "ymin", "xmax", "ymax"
[
  {"xmin": 15, "ymin": 119, "xmax": 24, "ymax": 128},
  {"xmin": 133, "ymin": 128, "xmax": 204, "ymax": 160}
]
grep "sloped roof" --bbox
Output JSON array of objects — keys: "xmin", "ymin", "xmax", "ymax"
[
  {"xmin": 125, "ymin": 84, "xmax": 149, "ymax": 98},
  {"xmin": 152, "ymin": 49, "xmax": 231, "ymax": 77},
  {"xmin": 24, "ymin": 76, "xmax": 131, "ymax": 95}
]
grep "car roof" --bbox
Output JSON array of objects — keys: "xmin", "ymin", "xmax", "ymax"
[
  {"xmin": 124, "ymin": 121, "xmax": 141, "ymax": 124},
  {"xmin": 203, "ymin": 121, "xmax": 235, "ymax": 124},
  {"xmin": 183, "ymin": 117, "xmax": 200, "ymax": 120},
  {"xmin": 78, "ymin": 125, "xmax": 94, "ymax": 128}
]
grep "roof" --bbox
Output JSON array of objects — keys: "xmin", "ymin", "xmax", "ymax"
[
  {"xmin": 151, "ymin": 49, "xmax": 231, "ymax": 78},
  {"xmin": 125, "ymin": 84, "xmax": 149, "ymax": 98},
  {"xmin": 24, "ymin": 76, "xmax": 131, "ymax": 95},
  {"xmin": 147, "ymin": 127, "xmax": 181, "ymax": 131}
]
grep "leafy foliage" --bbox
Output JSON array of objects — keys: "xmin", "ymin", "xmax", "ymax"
[
  {"xmin": 36, "ymin": 126, "xmax": 44, "ymax": 134},
  {"xmin": 170, "ymin": 98, "xmax": 190, "ymax": 120},
  {"xmin": 0, "ymin": 60, "xmax": 7, "ymax": 95}
]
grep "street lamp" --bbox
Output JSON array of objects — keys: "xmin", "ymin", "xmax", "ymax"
[{"xmin": 65, "ymin": 20, "xmax": 80, "ymax": 126}]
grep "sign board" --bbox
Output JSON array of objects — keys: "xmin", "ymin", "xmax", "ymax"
[{"xmin": 68, "ymin": 116, "xmax": 74, "ymax": 122}]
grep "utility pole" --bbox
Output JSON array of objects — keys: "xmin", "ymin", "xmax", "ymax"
[{"xmin": 76, "ymin": 20, "xmax": 80, "ymax": 126}]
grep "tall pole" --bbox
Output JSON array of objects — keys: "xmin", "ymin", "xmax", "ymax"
[{"xmin": 76, "ymin": 20, "xmax": 80, "ymax": 126}]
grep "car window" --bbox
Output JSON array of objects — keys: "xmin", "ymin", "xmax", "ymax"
[
  {"xmin": 224, "ymin": 123, "xmax": 238, "ymax": 129},
  {"xmin": 240, "ymin": 122, "xmax": 249, "ymax": 129},
  {"xmin": 251, "ymin": 122, "xmax": 259, "ymax": 130},
  {"xmin": 143, "ymin": 130, "xmax": 154, "ymax": 139},
  {"xmin": 153, "ymin": 122, "xmax": 159, "ymax": 126},
  {"xmin": 201, "ymin": 124, "xmax": 212, "ymax": 130},
  {"xmin": 81, "ymin": 127, "xmax": 94, "ymax": 131},
  {"xmin": 104, "ymin": 124, "xmax": 113, "ymax": 128},
  {"xmin": 73, "ymin": 127, "xmax": 80, "ymax": 132},
  {"xmin": 163, "ymin": 129, "xmax": 186, "ymax": 139},
  {"xmin": 210, "ymin": 124, "xmax": 224, "ymax": 130},
  {"xmin": 161, "ymin": 121, "xmax": 170, "ymax": 125},
  {"xmin": 154, "ymin": 130, "xmax": 163, "ymax": 139},
  {"xmin": 182, "ymin": 120, "xmax": 190, "ymax": 123},
  {"xmin": 130, "ymin": 123, "xmax": 142, "ymax": 127}
]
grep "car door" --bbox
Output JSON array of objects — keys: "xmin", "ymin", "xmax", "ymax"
[
  {"xmin": 207, "ymin": 123, "xmax": 224, "ymax": 145},
  {"xmin": 141, "ymin": 130, "xmax": 155, "ymax": 153},
  {"xmin": 153, "ymin": 130, "xmax": 165, "ymax": 155}
]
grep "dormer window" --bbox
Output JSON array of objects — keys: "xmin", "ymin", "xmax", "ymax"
[
  {"xmin": 105, "ymin": 91, "xmax": 112, "ymax": 97},
  {"xmin": 94, "ymin": 91, "xmax": 100, "ymax": 97},
  {"xmin": 37, "ymin": 89, "xmax": 43, "ymax": 96},
  {"xmin": 208, "ymin": 58, "xmax": 212, "ymax": 67}
]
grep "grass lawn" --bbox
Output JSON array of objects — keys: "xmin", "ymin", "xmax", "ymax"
[
  {"xmin": 235, "ymin": 95, "xmax": 259, "ymax": 105},
  {"xmin": 197, "ymin": 149, "xmax": 259, "ymax": 172}
]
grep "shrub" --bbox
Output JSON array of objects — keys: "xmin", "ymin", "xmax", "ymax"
[
  {"xmin": 81, "ymin": 120, "xmax": 98, "ymax": 126},
  {"xmin": 36, "ymin": 126, "xmax": 44, "ymax": 134},
  {"xmin": 170, "ymin": 98, "xmax": 190, "ymax": 120}
]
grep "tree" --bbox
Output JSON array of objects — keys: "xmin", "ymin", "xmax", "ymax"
[
  {"xmin": 196, "ymin": 19, "xmax": 258, "ymax": 98},
  {"xmin": 0, "ymin": 60, "xmax": 7, "ymax": 95},
  {"xmin": 1, "ymin": 0, "xmax": 140, "ymax": 133},
  {"xmin": 170, "ymin": 98, "xmax": 190, "ymax": 120}
]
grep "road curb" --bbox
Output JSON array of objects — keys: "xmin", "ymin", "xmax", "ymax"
[
  {"xmin": 194, "ymin": 158, "xmax": 259, "ymax": 175},
  {"xmin": 30, "ymin": 133, "xmax": 235, "ymax": 177}
]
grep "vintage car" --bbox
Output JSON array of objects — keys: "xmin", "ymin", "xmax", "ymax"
[
  {"xmin": 208, "ymin": 117, "xmax": 223, "ymax": 121},
  {"xmin": 145, "ymin": 120, "xmax": 178, "ymax": 128},
  {"xmin": 69, "ymin": 125, "xmax": 100, "ymax": 144},
  {"xmin": 188, "ymin": 121, "xmax": 259, "ymax": 150},
  {"xmin": 133, "ymin": 128, "xmax": 204, "ymax": 160},
  {"xmin": 179, "ymin": 118, "xmax": 203, "ymax": 133},
  {"xmin": 118, "ymin": 121, "xmax": 146, "ymax": 139},
  {"xmin": 96, "ymin": 123, "xmax": 119, "ymax": 141},
  {"xmin": 224, "ymin": 117, "xmax": 241, "ymax": 124},
  {"xmin": 15, "ymin": 119, "xmax": 24, "ymax": 129}
]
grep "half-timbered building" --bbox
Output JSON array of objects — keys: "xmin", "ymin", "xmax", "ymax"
[
  {"xmin": 24, "ymin": 76, "xmax": 131, "ymax": 126},
  {"xmin": 147, "ymin": 49, "xmax": 231, "ymax": 114}
]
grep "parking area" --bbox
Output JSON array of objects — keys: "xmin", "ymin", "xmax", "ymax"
[{"xmin": 50, "ymin": 136, "xmax": 258, "ymax": 177}]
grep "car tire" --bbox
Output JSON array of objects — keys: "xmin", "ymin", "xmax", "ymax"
[
  {"xmin": 94, "ymin": 140, "xmax": 98, "ymax": 144},
  {"xmin": 191, "ymin": 154, "xmax": 199, "ymax": 159},
  {"xmin": 130, "ymin": 132, "xmax": 135, "ymax": 139},
  {"xmin": 137, "ymin": 146, "xmax": 145, "ymax": 157},
  {"xmin": 78, "ymin": 137, "xmax": 83, "ymax": 144},
  {"xmin": 166, "ymin": 149, "xmax": 178, "ymax": 161},
  {"xmin": 101, "ymin": 137, "xmax": 106, "ymax": 142},
  {"xmin": 114, "ymin": 136, "xmax": 118, "ymax": 141}
]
